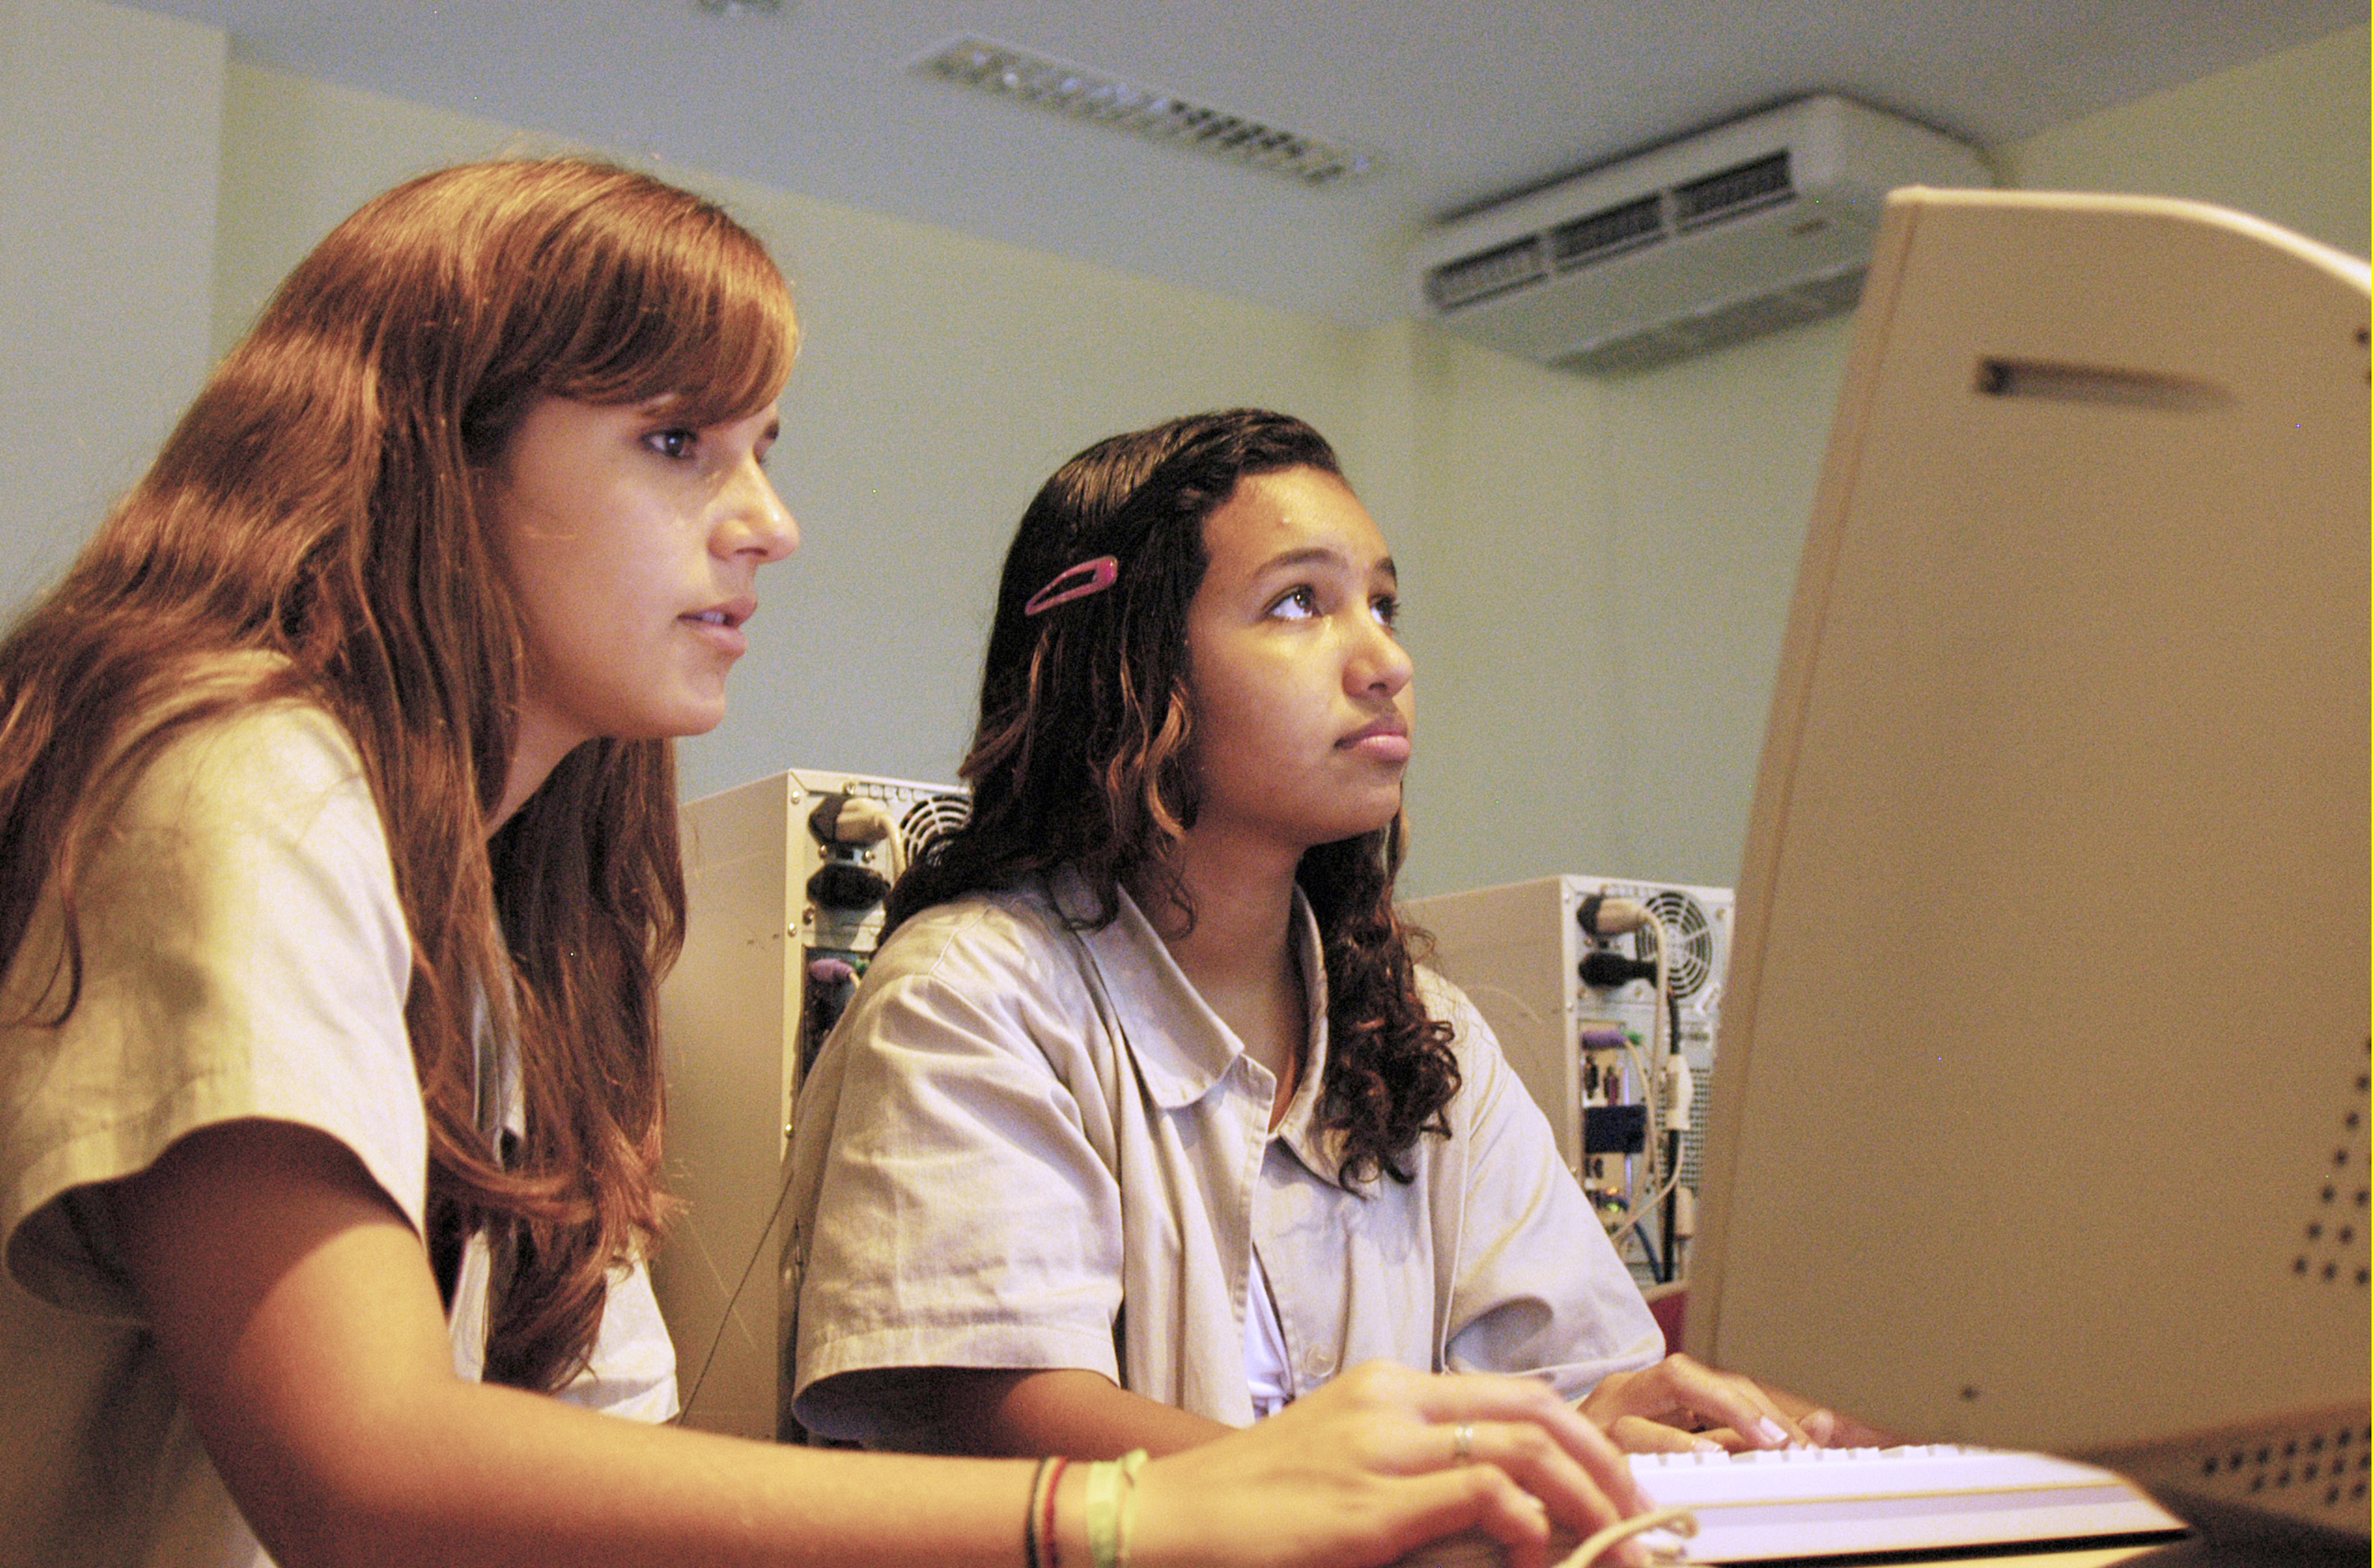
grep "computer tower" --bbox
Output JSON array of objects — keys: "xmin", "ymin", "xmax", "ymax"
[
  {"xmin": 651, "ymin": 766, "xmax": 968, "ymax": 1439},
  {"xmin": 1405, "ymin": 874, "xmax": 1731, "ymax": 1282}
]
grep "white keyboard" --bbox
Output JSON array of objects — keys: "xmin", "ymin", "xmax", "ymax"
[
  {"xmin": 1392, "ymin": 1445, "xmax": 2187, "ymax": 1567},
  {"xmin": 1631, "ymin": 1443, "xmax": 2189, "ymax": 1562}
]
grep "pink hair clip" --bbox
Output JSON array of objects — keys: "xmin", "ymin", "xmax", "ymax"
[{"xmin": 1023, "ymin": 555, "xmax": 1120, "ymax": 616}]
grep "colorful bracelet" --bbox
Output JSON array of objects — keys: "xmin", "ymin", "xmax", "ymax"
[
  {"xmin": 1042, "ymin": 1456, "xmax": 1070, "ymax": 1568},
  {"xmin": 1024, "ymin": 1455, "xmax": 1063, "ymax": 1568}
]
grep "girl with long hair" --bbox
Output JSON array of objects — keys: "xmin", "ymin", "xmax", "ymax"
[
  {"xmin": 788, "ymin": 409, "xmax": 1844, "ymax": 1461},
  {"xmin": 0, "ymin": 166, "xmax": 1652, "ymax": 1567}
]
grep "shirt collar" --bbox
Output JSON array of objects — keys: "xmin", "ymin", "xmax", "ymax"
[
  {"xmin": 1065, "ymin": 871, "xmax": 1239, "ymax": 1109},
  {"xmin": 1066, "ymin": 871, "xmax": 1354, "ymax": 1186}
]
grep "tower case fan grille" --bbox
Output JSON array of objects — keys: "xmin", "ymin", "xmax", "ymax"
[
  {"xmin": 897, "ymin": 791, "xmax": 973, "ymax": 866},
  {"xmin": 1632, "ymin": 887, "xmax": 1721, "ymax": 997},
  {"xmin": 1404, "ymin": 873, "xmax": 1733, "ymax": 1286}
]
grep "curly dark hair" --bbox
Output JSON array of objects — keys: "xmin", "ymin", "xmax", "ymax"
[{"xmin": 889, "ymin": 408, "xmax": 1458, "ymax": 1186}]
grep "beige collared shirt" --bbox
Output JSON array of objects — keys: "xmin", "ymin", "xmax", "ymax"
[
  {"xmin": 788, "ymin": 874, "xmax": 1660, "ymax": 1446},
  {"xmin": 0, "ymin": 695, "xmax": 676, "ymax": 1568}
]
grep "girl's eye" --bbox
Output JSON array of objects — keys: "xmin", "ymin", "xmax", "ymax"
[
  {"xmin": 647, "ymin": 428, "xmax": 698, "ymax": 460},
  {"xmin": 1269, "ymin": 586, "xmax": 1320, "ymax": 621},
  {"xmin": 1372, "ymin": 594, "xmax": 1402, "ymax": 631}
]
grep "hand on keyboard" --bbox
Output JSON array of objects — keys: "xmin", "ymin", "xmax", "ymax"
[
  {"xmin": 1393, "ymin": 1446, "xmax": 2186, "ymax": 1566},
  {"xmin": 1579, "ymin": 1353, "xmax": 1893, "ymax": 1455},
  {"xmin": 1628, "ymin": 1443, "xmax": 2188, "ymax": 1562}
]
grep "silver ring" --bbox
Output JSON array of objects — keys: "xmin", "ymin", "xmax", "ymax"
[{"xmin": 1452, "ymin": 1423, "xmax": 1476, "ymax": 1463}]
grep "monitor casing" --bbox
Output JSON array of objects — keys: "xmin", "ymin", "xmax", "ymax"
[{"xmin": 1687, "ymin": 187, "xmax": 2369, "ymax": 1540}]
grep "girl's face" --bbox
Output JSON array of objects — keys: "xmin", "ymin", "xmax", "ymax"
[
  {"xmin": 1181, "ymin": 465, "xmax": 1415, "ymax": 856},
  {"xmin": 488, "ymin": 394, "xmax": 796, "ymax": 769}
]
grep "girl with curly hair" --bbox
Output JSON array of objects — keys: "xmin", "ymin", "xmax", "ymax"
[{"xmin": 789, "ymin": 409, "xmax": 1825, "ymax": 1461}]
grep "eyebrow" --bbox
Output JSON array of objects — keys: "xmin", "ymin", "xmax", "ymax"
[{"xmin": 1249, "ymin": 545, "xmax": 1399, "ymax": 582}]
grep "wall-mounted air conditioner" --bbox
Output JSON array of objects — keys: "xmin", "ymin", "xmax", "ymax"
[{"xmin": 1408, "ymin": 95, "xmax": 1990, "ymax": 375}]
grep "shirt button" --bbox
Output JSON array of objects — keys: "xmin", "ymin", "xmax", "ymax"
[{"xmin": 1301, "ymin": 1348, "xmax": 1333, "ymax": 1379}]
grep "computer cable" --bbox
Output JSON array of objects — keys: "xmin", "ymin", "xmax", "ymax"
[
  {"xmin": 1582, "ymin": 900, "xmax": 1683, "ymax": 1275},
  {"xmin": 1555, "ymin": 1503, "xmax": 1697, "ymax": 1567}
]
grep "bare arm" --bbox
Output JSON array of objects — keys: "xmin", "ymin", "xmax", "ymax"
[
  {"xmin": 107, "ymin": 1117, "xmax": 1050, "ymax": 1568},
  {"xmin": 105, "ymin": 1117, "xmax": 1650, "ymax": 1568},
  {"xmin": 884, "ymin": 1366, "xmax": 1235, "ymax": 1458}
]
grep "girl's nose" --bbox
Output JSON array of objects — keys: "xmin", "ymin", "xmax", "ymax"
[
  {"xmin": 1348, "ymin": 616, "xmax": 1414, "ymax": 695},
  {"xmin": 718, "ymin": 462, "xmax": 798, "ymax": 563}
]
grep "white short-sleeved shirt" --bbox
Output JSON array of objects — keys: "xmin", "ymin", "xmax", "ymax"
[
  {"xmin": 787, "ymin": 874, "xmax": 1661, "ymax": 1446},
  {"xmin": 0, "ymin": 695, "xmax": 676, "ymax": 1568}
]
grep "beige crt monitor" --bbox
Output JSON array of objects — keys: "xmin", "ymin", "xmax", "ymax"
[{"xmin": 1686, "ymin": 187, "xmax": 2369, "ymax": 1540}]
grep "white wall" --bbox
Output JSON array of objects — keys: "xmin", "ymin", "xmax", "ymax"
[
  {"xmin": 4, "ymin": 2, "xmax": 2365, "ymax": 900},
  {"xmin": 1393, "ymin": 19, "xmax": 2369, "ymax": 896},
  {"xmin": 0, "ymin": 0, "xmax": 223, "ymax": 615},
  {"xmin": 208, "ymin": 61, "xmax": 1376, "ymax": 800},
  {"xmin": 2003, "ymin": 22, "xmax": 2370, "ymax": 257}
]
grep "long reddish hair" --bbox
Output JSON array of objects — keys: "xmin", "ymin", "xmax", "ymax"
[{"xmin": 0, "ymin": 157, "xmax": 795, "ymax": 1390}]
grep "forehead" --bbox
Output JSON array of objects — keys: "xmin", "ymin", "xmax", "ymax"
[{"xmin": 1200, "ymin": 466, "xmax": 1391, "ymax": 575}]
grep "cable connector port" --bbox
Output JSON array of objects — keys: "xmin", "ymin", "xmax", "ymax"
[
  {"xmin": 1582, "ymin": 1102, "xmax": 1649, "ymax": 1154},
  {"xmin": 1661, "ymin": 1056, "xmax": 1694, "ymax": 1121},
  {"xmin": 1579, "ymin": 949, "xmax": 1657, "ymax": 990},
  {"xmin": 1578, "ymin": 893, "xmax": 1653, "ymax": 937}
]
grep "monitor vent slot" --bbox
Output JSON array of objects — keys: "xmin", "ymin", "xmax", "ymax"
[
  {"xmin": 2296, "ymin": 1047, "xmax": 2370, "ymax": 1289},
  {"xmin": 2172, "ymin": 1413, "xmax": 2371, "ymax": 1521}
]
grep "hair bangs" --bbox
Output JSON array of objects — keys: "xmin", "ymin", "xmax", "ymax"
[{"xmin": 541, "ymin": 196, "xmax": 796, "ymax": 428}]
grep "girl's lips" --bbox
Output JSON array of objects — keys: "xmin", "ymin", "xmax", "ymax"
[
  {"xmin": 1341, "ymin": 719, "xmax": 1412, "ymax": 763},
  {"xmin": 686, "ymin": 596, "xmax": 756, "ymax": 631},
  {"xmin": 682, "ymin": 604, "xmax": 753, "ymax": 657}
]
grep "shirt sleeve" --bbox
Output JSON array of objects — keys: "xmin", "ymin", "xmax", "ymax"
[
  {"xmin": 787, "ymin": 901, "xmax": 1126, "ymax": 1446},
  {"xmin": 1427, "ymin": 975, "xmax": 1666, "ymax": 1398},
  {"xmin": 0, "ymin": 702, "xmax": 421, "ymax": 1318},
  {"xmin": 558, "ymin": 1257, "xmax": 681, "ymax": 1421}
]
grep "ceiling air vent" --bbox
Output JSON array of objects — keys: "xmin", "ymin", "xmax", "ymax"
[
  {"xmin": 1409, "ymin": 95, "xmax": 1990, "ymax": 375},
  {"xmin": 913, "ymin": 36, "xmax": 1373, "ymax": 187}
]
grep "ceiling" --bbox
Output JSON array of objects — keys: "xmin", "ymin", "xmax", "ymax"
[{"xmin": 122, "ymin": 0, "xmax": 2361, "ymax": 326}]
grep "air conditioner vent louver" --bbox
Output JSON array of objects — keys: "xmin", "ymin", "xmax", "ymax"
[
  {"xmin": 1556, "ymin": 259, "xmax": 1869, "ymax": 376},
  {"xmin": 1549, "ymin": 193, "xmax": 1665, "ymax": 268},
  {"xmin": 1408, "ymin": 95, "xmax": 1990, "ymax": 375},
  {"xmin": 1425, "ymin": 235, "xmax": 1548, "ymax": 311},
  {"xmin": 1672, "ymin": 150, "xmax": 1795, "ymax": 229}
]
